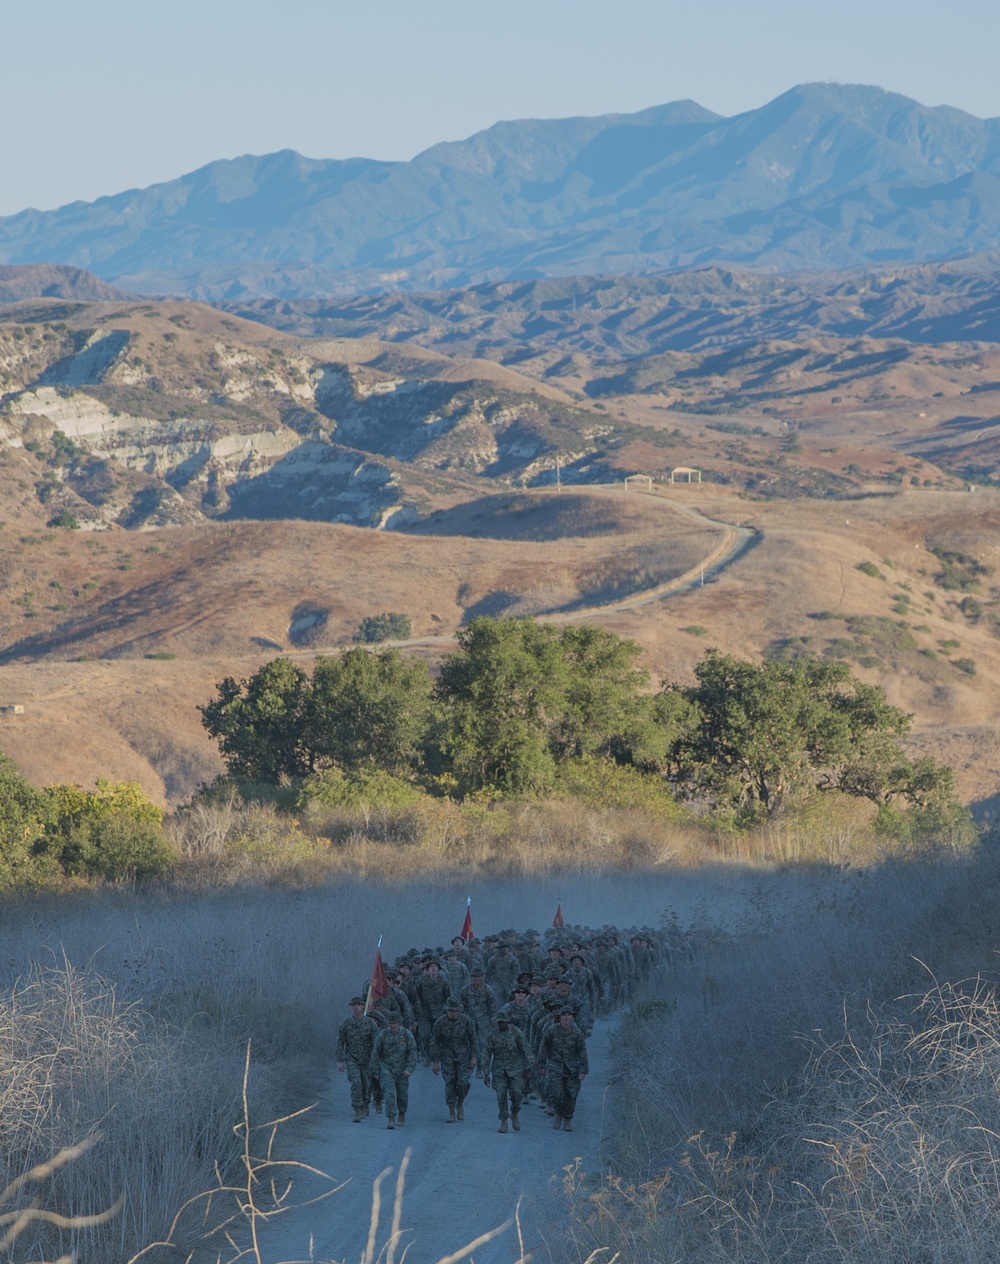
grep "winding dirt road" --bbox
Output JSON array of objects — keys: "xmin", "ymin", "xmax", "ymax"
[{"xmin": 371, "ymin": 489, "xmax": 758, "ymax": 656}]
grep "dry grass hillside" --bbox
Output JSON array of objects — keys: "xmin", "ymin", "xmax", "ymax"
[
  {"xmin": 4, "ymin": 482, "xmax": 1000, "ymax": 812},
  {"xmin": 3, "ymin": 274, "xmax": 1000, "ymax": 817}
]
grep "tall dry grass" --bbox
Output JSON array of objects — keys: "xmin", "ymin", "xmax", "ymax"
[
  {"xmin": 0, "ymin": 785, "xmax": 982, "ymax": 1260},
  {"xmin": 167, "ymin": 783, "xmax": 971, "ymax": 887},
  {"xmin": 570, "ymin": 843, "xmax": 1000, "ymax": 1263},
  {"xmin": 0, "ymin": 960, "xmax": 259, "ymax": 1262},
  {"xmin": 0, "ymin": 855, "xmax": 748, "ymax": 1260}
]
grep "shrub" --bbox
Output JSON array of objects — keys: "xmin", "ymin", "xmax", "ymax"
[
  {"xmin": 554, "ymin": 756, "xmax": 683, "ymax": 822},
  {"xmin": 38, "ymin": 780, "xmax": 175, "ymax": 881},
  {"xmin": 296, "ymin": 766, "xmax": 421, "ymax": 812},
  {"xmin": 45, "ymin": 511, "xmax": 79, "ymax": 530},
  {"xmin": 354, "ymin": 612, "xmax": 412, "ymax": 643},
  {"xmin": 856, "ymin": 560, "xmax": 884, "ymax": 579}
]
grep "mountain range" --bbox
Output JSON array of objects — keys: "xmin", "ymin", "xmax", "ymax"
[{"xmin": 3, "ymin": 84, "xmax": 1000, "ymax": 299}]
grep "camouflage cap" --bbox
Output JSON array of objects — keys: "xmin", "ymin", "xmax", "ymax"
[
  {"xmin": 445, "ymin": 996, "xmax": 461, "ymax": 1009},
  {"xmin": 350, "ymin": 996, "xmax": 366, "ymax": 1006},
  {"xmin": 559, "ymin": 1006, "xmax": 576, "ymax": 1016},
  {"xmin": 471, "ymin": 966, "xmax": 485, "ymax": 976}
]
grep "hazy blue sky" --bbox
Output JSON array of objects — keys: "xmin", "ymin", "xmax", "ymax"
[{"xmin": 3, "ymin": 0, "xmax": 998, "ymax": 216}]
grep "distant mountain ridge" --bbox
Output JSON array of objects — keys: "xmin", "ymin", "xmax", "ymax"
[{"xmin": 3, "ymin": 84, "xmax": 1000, "ymax": 298}]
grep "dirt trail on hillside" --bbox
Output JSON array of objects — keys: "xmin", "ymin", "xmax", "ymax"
[{"xmin": 347, "ymin": 490, "xmax": 757, "ymax": 657}]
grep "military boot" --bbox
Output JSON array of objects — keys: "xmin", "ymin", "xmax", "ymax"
[
  {"xmin": 498, "ymin": 1119, "xmax": 508, "ymax": 1133},
  {"xmin": 448, "ymin": 1104, "xmax": 457, "ymax": 1123},
  {"xmin": 511, "ymin": 1112, "xmax": 521, "ymax": 1132},
  {"xmin": 553, "ymin": 1114, "xmax": 563, "ymax": 1129},
  {"xmin": 352, "ymin": 1108, "xmax": 362, "ymax": 1124},
  {"xmin": 456, "ymin": 1098, "xmax": 465, "ymax": 1121},
  {"xmin": 398, "ymin": 1113, "xmax": 406, "ymax": 1126},
  {"xmin": 563, "ymin": 1119, "xmax": 573, "ymax": 1132},
  {"xmin": 387, "ymin": 1117, "xmax": 395, "ymax": 1130}
]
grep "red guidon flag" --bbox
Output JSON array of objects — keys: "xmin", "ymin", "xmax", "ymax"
[
  {"xmin": 460, "ymin": 897, "xmax": 474, "ymax": 942},
  {"xmin": 553, "ymin": 903, "xmax": 564, "ymax": 928},
  {"xmin": 364, "ymin": 936, "xmax": 389, "ymax": 1015}
]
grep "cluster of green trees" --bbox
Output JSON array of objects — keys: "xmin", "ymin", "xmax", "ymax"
[
  {"xmin": 200, "ymin": 616, "xmax": 971, "ymax": 836},
  {"xmin": 0, "ymin": 757, "xmax": 174, "ymax": 886}
]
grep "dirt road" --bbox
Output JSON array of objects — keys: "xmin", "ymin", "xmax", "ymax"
[
  {"xmin": 260, "ymin": 1020, "xmax": 617, "ymax": 1264},
  {"xmin": 257, "ymin": 867, "xmax": 812, "ymax": 1264}
]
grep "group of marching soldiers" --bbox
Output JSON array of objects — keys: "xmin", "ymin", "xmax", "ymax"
[{"xmin": 336, "ymin": 922, "xmax": 665, "ymax": 1133}]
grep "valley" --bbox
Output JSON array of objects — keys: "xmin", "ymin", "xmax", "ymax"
[{"xmin": 1, "ymin": 261, "xmax": 999, "ymax": 819}]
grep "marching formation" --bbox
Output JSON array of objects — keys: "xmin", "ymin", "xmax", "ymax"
[{"xmin": 336, "ymin": 909, "xmax": 669, "ymax": 1134}]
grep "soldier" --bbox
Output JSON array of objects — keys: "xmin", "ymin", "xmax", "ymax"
[
  {"xmin": 336, "ymin": 997, "xmax": 380, "ymax": 1123},
  {"xmin": 567, "ymin": 952, "xmax": 599, "ymax": 1035},
  {"xmin": 483, "ymin": 1016, "xmax": 529, "ymax": 1133},
  {"xmin": 385, "ymin": 972, "xmax": 415, "ymax": 1028},
  {"xmin": 430, "ymin": 997, "xmax": 477, "ymax": 1122},
  {"xmin": 415, "ymin": 959, "xmax": 452, "ymax": 1064},
  {"xmin": 500, "ymin": 984, "xmax": 532, "ymax": 1033},
  {"xmin": 540, "ymin": 1007, "xmax": 589, "ymax": 1132},
  {"xmin": 531, "ymin": 996, "xmax": 564, "ymax": 1113},
  {"xmin": 371, "ymin": 1013, "xmax": 418, "ymax": 1129},
  {"xmin": 486, "ymin": 941, "xmax": 520, "ymax": 1002},
  {"xmin": 593, "ymin": 939, "xmax": 622, "ymax": 1017},
  {"xmin": 460, "ymin": 966, "xmax": 498, "ymax": 1074},
  {"xmin": 443, "ymin": 946, "xmax": 470, "ymax": 997}
]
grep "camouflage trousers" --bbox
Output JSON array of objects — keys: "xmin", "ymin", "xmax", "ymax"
[
  {"xmin": 417, "ymin": 1018, "xmax": 436, "ymax": 1061},
  {"xmin": 546, "ymin": 1065, "xmax": 583, "ymax": 1122},
  {"xmin": 375, "ymin": 1065, "xmax": 410, "ymax": 1120},
  {"xmin": 491, "ymin": 1068, "xmax": 524, "ymax": 1121},
  {"xmin": 440, "ymin": 1057, "xmax": 472, "ymax": 1108},
  {"xmin": 345, "ymin": 1059, "xmax": 374, "ymax": 1112}
]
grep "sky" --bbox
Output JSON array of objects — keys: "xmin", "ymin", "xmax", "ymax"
[{"xmin": 3, "ymin": 0, "xmax": 999, "ymax": 216}]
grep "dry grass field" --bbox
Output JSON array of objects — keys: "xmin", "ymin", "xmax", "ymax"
[
  {"xmin": 3, "ymin": 278, "xmax": 1000, "ymax": 820},
  {"xmin": 4, "ymin": 480, "xmax": 1000, "ymax": 809}
]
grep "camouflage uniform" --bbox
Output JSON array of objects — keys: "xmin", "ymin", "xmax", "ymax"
[
  {"xmin": 486, "ymin": 949, "xmax": 520, "ymax": 1004},
  {"xmin": 540, "ymin": 1016, "xmax": 589, "ymax": 1126},
  {"xmin": 443, "ymin": 955, "xmax": 470, "ymax": 997},
  {"xmin": 336, "ymin": 1011, "xmax": 380, "ymax": 1117},
  {"xmin": 430, "ymin": 1009, "xmax": 478, "ymax": 1117},
  {"xmin": 484, "ymin": 1021, "xmax": 529, "ymax": 1128},
  {"xmin": 371, "ymin": 1023, "xmax": 418, "ymax": 1124},
  {"xmin": 460, "ymin": 977, "xmax": 498, "ymax": 1066},
  {"xmin": 415, "ymin": 968, "xmax": 452, "ymax": 1061},
  {"xmin": 593, "ymin": 943, "xmax": 622, "ymax": 1016},
  {"xmin": 567, "ymin": 960, "xmax": 599, "ymax": 1035}
]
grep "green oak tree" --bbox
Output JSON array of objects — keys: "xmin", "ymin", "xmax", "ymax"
[
  {"xmin": 306, "ymin": 648, "xmax": 430, "ymax": 774},
  {"xmin": 199, "ymin": 657, "xmax": 312, "ymax": 782},
  {"xmin": 435, "ymin": 617, "xmax": 567, "ymax": 793},
  {"xmin": 665, "ymin": 650, "xmax": 966, "ymax": 827}
]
